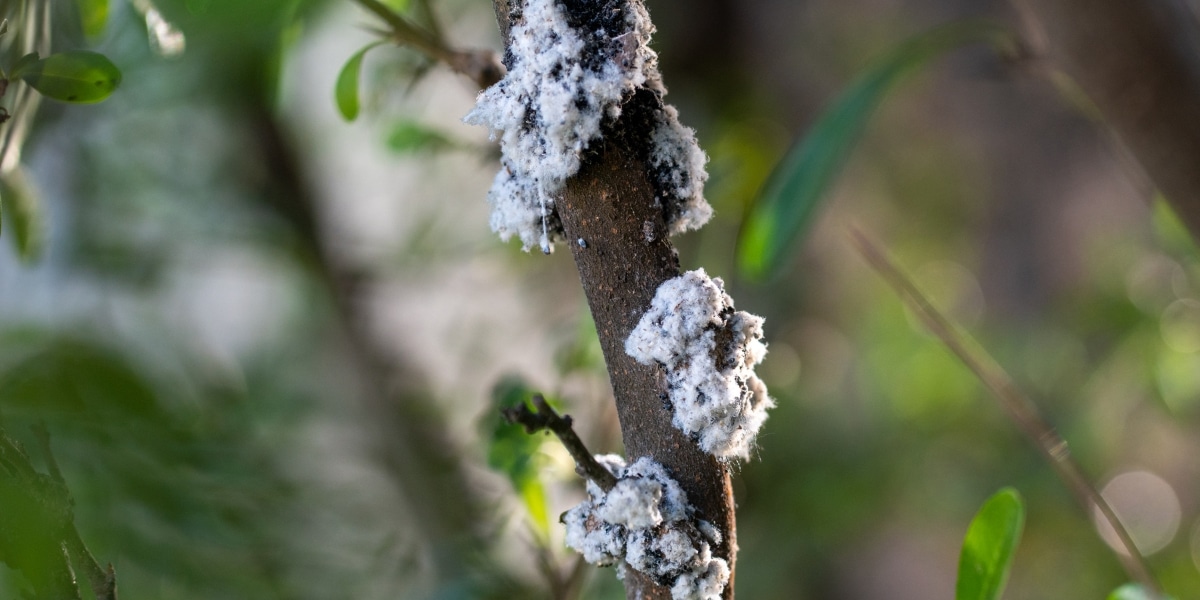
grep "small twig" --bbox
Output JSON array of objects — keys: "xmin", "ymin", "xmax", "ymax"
[
  {"xmin": 848, "ymin": 225, "xmax": 1164, "ymax": 598},
  {"xmin": 350, "ymin": 0, "xmax": 504, "ymax": 89},
  {"xmin": 502, "ymin": 394, "xmax": 618, "ymax": 492}
]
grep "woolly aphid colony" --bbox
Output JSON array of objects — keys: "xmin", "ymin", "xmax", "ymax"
[
  {"xmin": 625, "ymin": 269, "xmax": 774, "ymax": 461},
  {"xmin": 562, "ymin": 456, "xmax": 730, "ymax": 599},
  {"xmin": 466, "ymin": 0, "xmax": 772, "ymax": 597},
  {"xmin": 464, "ymin": 0, "xmax": 709, "ymax": 253}
]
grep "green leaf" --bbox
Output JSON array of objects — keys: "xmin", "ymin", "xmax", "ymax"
[
  {"xmin": 77, "ymin": 0, "xmax": 109, "ymax": 37},
  {"xmin": 483, "ymin": 376, "xmax": 552, "ymax": 536},
  {"xmin": 1107, "ymin": 584, "xmax": 1176, "ymax": 600},
  {"xmin": 0, "ymin": 339, "xmax": 159, "ymax": 419},
  {"xmin": 12, "ymin": 51, "xmax": 121, "ymax": 104},
  {"xmin": 955, "ymin": 487, "xmax": 1025, "ymax": 600},
  {"xmin": 385, "ymin": 120, "xmax": 454, "ymax": 154},
  {"xmin": 335, "ymin": 42, "xmax": 384, "ymax": 121},
  {"xmin": 0, "ymin": 168, "xmax": 43, "ymax": 262},
  {"xmin": 738, "ymin": 21, "xmax": 1017, "ymax": 281}
]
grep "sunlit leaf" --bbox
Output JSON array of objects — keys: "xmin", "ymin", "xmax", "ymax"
[
  {"xmin": 1107, "ymin": 583, "xmax": 1176, "ymax": 600},
  {"xmin": 0, "ymin": 168, "xmax": 43, "ymax": 262},
  {"xmin": 385, "ymin": 120, "xmax": 454, "ymax": 154},
  {"xmin": 12, "ymin": 51, "xmax": 122, "ymax": 104},
  {"xmin": 335, "ymin": 42, "xmax": 384, "ymax": 121},
  {"xmin": 955, "ymin": 487, "xmax": 1025, "ymax": 600},
  {"xmin": 78, "ymin": 0, "xmax": 109, "ymax": 37},
  {"xmin": 738, "ymin": 21, "xmax": 1017, "ymax": 281},
  {"xmin": 484, "ymin": 376, "xmax": 552, "ymax": 536}
]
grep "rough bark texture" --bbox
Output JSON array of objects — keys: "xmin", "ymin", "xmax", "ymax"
[
  {"xmin": 560, "ymin": 134, "xmax": 736, "ymax": 600},
  {"xmin": 1017, "ymin": 0, "xmax": 1200, "ymax": 236},
  {"xmin": 490, "ymin": 2, "xmax": 736, "ymax": 598}
]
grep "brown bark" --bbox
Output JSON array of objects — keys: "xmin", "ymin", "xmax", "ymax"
[
  {"xmin": 560, "ymin": 137, "xmax": 736, "ymax": 600},
  {"xmin": 490, "ymin": 2, "xmax": 736, "ymax": 598},
  {"xmin": 1016, "ymin": 0, "xmax": 1200, "ymax": 237}
]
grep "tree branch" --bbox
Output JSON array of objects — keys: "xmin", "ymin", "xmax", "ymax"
[
  {"xmin": 1014, "ymin": 0, "xmax": 1200, "ymax": 238},
  {"xmin": 487, "ymin": 3, "xmax": 736, "ymax": 598}
]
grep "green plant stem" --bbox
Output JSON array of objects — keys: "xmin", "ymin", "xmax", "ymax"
[{"xmin": 849, "ymin": 225, "xmax": 1164, "ymax": 598}]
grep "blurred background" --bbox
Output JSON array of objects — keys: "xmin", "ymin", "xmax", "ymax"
[{"xmin": 0, "ymin": 0, "xmax": 1198, "ymax": 598}]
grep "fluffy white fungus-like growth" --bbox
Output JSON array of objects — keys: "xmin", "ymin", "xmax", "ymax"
[
  {"xmin": 464, "ymin": 0, "xmax": 711, "ymax": 252},
  {"xmin": 563, "ymin": 455, "xmax": 730, "ymax": 600},
  {"xmin": 625, "ymin": 269, "xmax": 773, "ymax": 459}
]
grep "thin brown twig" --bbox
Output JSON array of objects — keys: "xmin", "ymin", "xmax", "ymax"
[
  {"xmin": 848, "ymin": 225, "xmax": 1164, "ymax": 598},
  {"xmin": 502, "ymin": 394, "xmax": 618, "ymax": 492}
]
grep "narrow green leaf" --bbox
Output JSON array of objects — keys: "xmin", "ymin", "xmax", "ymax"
[
  {"xmin": 13, "ymin": 51, "xmax": 121, "ymax": 104},
  {"xmin": 385, "ymin": 120, "xmax": 454, "ymax": 154},
  {"xmin": 77, "ymin": 0, "xmax": 109, "ymax": 37},
  {"xmin": 335, "ymin": 42, "xmax": 384, "ymax": 121},
  {"xmin": 1107, "ymin": 584, "xmax": 1176, "ymax": 600},
  {"xmin": 738, "ymin": 21, "xmax": 1017, "ymax": 281},
  {"xmin": 483, "ymin": 376, "xmax": 552, "ymax": 536},
  {"xmin": 0, "ymin": 168, "xmax": 43, "ymax": 262},
  {"xmin": 956, "ymin": 487, "xmax": 1025, "ymax": 600}
]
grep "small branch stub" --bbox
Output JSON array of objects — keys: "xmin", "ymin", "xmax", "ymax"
[{"xmin": 502, "ymin": 393, "xmax": 618, "ymax": 491}]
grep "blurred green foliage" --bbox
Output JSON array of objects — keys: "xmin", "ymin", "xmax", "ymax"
[
  {"xmin": 738, "ymin": 21, "xmax": 1017, "ymax": 281},
  {"xmin": 0, "ymin": 167, "xmax": 40, "ymax": 262},
  {"xmin": 0, "ymin": 1, "xmax": 1197, "ymax": 599},
  {"xmin": 485, "ymin": 376, "xmax": 552, "ymax": 538}
]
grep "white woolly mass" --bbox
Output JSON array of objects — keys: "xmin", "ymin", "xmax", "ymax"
[
  {"xmin": 562, "ymin": 455, "xmax": 729, "ymax": 600},
  {"xmin": 625, "ymin": 269, "xmax": 774, "ymax": 459},
  {"xmin": 648, "ymin": 105, "xmax": 712, "ymax": 234},
  {"xmin": 464, "ymin": 0, "xmax": 711, "ymax": 252}
]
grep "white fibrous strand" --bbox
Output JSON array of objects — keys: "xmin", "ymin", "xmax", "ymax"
[
  {"xmin": 625, "ymin": 269, "xmax": 774, "ymax": 459},
  {"xmin": 562, "ymin": 455, "xmax": 730, "ymax": 600},
  {"xmin": 463, "ymin": 0, "xmax": 712, "ymax": 252}
]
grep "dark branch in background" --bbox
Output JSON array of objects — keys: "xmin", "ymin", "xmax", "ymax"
[
  {"xmin": 352, "ymin": 0, "xmax": 504, "ymax": 89},
  {"xmin": 1013, "ymin": 0, "xmax": 1200, "ymax": 238},
  {"xmin": 849, "ymin": 226, "xmax": 1164, "ymax": 598},
  {"xmin": 0, "ymin": 423, "xmax": 117, "ymax": 600},
  {"xmin": 247, "ymin": 103, "xmax": 521, "ymax": 592},
  {"xmin": 503, "ymin": 394, "xmax": 618, "ymax": 491}
]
